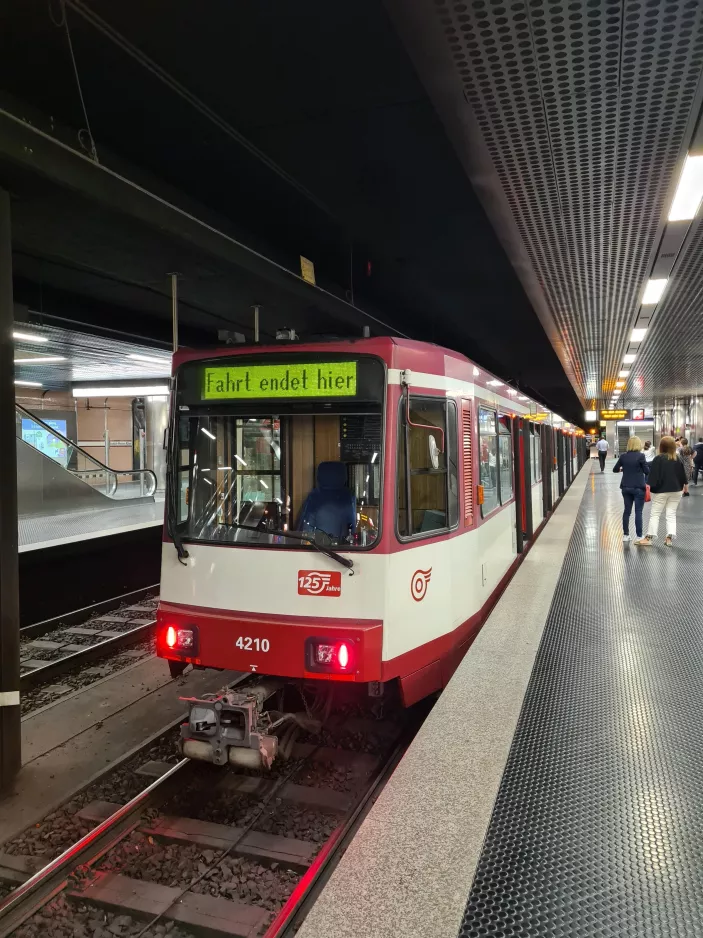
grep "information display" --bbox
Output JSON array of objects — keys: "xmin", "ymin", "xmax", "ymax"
[
  {"xmin": 202, "ymin": 362, "xmax": 358, "ymax": 401},
  {"xmin": 21, "ymin": 418, "xmax": 69, "ymax": 468},
  {"xmin": 600, "ymin": 409, "xmax": 628, "ymax": 420}
]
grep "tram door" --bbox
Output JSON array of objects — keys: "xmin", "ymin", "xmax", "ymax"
[{"xmin": 512, "ymin": 417, "xmax": 533, "ymax": 554}]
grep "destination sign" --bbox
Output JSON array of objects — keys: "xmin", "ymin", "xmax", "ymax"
[
  {"xmin": 202, "ymin": 362, "xmax": 358, "ymax": 400},
  {"xmin": 600, "ymin": 409, "xmax": 628, "ymax": 420}
]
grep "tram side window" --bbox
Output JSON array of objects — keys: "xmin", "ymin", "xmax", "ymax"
[
  {"xmin": 478, "ymin": 407, "xmax": 499, "ymax": 515},
  {"xmin": 498, "ymin": 415, "xmax": 512, "ymax": 504},
  {"xmin": 397, "ymin": 397, "xmax": 458, "ymax": 537},
  {"xmin": 531, "ymin": 425, "xmax": 542, "ymax": 482}
]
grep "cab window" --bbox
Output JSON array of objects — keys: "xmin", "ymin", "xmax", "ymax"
[{"xmin": 397, "ymin": 397, "xmax": 458, "ymax": 537}]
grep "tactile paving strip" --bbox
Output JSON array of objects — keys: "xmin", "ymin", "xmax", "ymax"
[{"xmin": 460, "ymin": 465, "xmax": 703, "ymax": 937}]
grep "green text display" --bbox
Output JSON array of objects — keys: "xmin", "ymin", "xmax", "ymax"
[{"xmin": 203, "ymin": 362, "xmax": 358, "ymax": 400}]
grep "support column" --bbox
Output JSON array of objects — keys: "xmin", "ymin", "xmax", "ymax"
[{"xmin": 0, "ymin": 189, "xmax": 21, "ymax": 793}]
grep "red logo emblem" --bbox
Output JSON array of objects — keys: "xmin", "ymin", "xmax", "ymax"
[
  {"xmin": 411, "ymin": 568, "xmax": 432, "ymax": 602},
  {"xmin": 298, "ymin": 570, "xmax": 342, "ymax": 597}
]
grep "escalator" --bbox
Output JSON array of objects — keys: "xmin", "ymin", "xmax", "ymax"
[{"xmin": 16, "ymin": 404, "xmax": 157, "ymax": 515}]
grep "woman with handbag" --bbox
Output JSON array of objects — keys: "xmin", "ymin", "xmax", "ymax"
[
  {"xmin": 635, "ymin": 436, "xmax": 687, "ymax": 547},
  {"xmin": 613, "ymin": 436, "xmax": 649, "ymax": 543}
]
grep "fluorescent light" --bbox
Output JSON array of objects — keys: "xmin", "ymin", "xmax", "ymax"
[
  {"xmin": 234, "ymin": 454, "xmax": 247, "ymax": 467},
  {"xmin": 259, "ymin": 480, "xmax": 269, "ymax": 489},
  {"xmin": 585, "ymin": 410, "xmax": 597, "ymax": 422},
  {"xmin": 128, "ymin": 354, "xmax": 171, "ymax": 365},
  {"xmin": 371, "ymin": 452, "xmax": 378, "ymax": 463},
  {"xmin": 14, "ymin": 356, "xmax": 66, "ymax": 364},
  {"xmin": 219, "ymin": 466, "xmax": 232, "ymax": 470},
  {"xmin": 200, "ymin": 427, "xmax": 216, "ymax": 440},
  {"xmin": 487, "ymin": 380, "xmax": 503, "ymax": 387},
  {"xmin": 472, "ymin": 367, "xmax": 480, "ymax": 376},
  {"xmin": 642, "ymin": 278, "xmax": 667, "ymax": 305},
  {"xmin": 13, "ymin": 331, "xmax": 48, "ymax": 343},
  {"xmin": 518, "ymin": 396, "xmax": 529, "ymax": 401},
  {"xmin": 615, "ymin": 382, "xmax": 625, "ymax": 389},
  {"xmin": 72, "ymin": 384, "xmax": 170, "ymax": 398},
  {"xmin": 14, "ymin": 379, "xmax": 42, "ymax": 387},
  {"xmin": 631, "ymin": 328, "xmax": 648, "ymax": 342},
  {"xmin": 623, "ymin": 354, "xmax": 636, "ymax": 364},
  {"xmin": 203, "ymin": 477, "xmax": 214, "ymax": 487},
  {"xmin": 618, "ymin": 370, "xmax": 630, "ymax": 378},
  {"xmin": 507, "ymin": 389, "xmax": 517, "ymax": 396},
  {"xmin": 668, "ymin": 154, "xmax": 703, "ymax": 221}
]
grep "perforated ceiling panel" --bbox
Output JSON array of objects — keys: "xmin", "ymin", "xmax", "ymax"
[
  {"xmin": 401, "ymin": 0, "xmax": 703, "ymax": 408},
  {"xmin": 13, "ymin": 322, "xmax": 171, "ymax": 389}
]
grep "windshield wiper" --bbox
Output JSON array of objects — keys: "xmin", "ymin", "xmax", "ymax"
[{"xmin": 231, "ymin": 521, "xmax": 354, "ymax": 571}]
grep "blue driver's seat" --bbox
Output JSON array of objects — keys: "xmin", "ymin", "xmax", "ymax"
[{"xmin": 298, "ymin": 461, "xmax": 356, "ymax": 541}]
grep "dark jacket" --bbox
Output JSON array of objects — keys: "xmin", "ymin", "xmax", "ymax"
[
  {"xmin": 647, "ymin": 454, "xmax": 686, "ymax": 493},
  {"xmin": 613, "ymin": 451, "xmax": 649, "ymax": 490},
  {"xmin": 692, "ymin": 442, "xmax": 703, "ymax": 464}
]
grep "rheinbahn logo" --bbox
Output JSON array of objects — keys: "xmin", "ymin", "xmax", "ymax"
[
  {"xmin": 298, "ymin": 570, "xmax": 342, "ymax": 597},
  {"xmin": 411, "ymin": 568, "xmax": 432, "ymax": 602}
]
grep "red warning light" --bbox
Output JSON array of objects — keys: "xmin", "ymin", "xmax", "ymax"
[
  {"xmin": 165, "ymin": 626, "xmax": 177, "ymax": 648},
  {"xmin": 337, "ymin": 642, "xmax": 350, "ymax": 670}
]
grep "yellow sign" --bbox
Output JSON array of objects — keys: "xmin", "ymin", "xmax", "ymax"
[
  {"xmin": 528, "ymin": 412, "xmax": 550, "ymax": 421},
  {"xmin": 300, "ymin": 256, "xmax": 316, "ymax": 285},
  {"xmin": 202, "ymin": 362, "xmax": 357, "ymax": 400},
  {"xmin": 600, "ymin": 409, "xmax": 628, "ymax": 420}
]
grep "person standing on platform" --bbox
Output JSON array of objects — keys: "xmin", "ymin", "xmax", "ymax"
[
  {"xmin": 596, "ymin": 436, "xmax": 609, "ymax": 472},
  {"xmin": 636, "ymin": 436, "xmax": 686, "ymax": 548},
  {"xmin": 613, "ymin": 436, "xmax": 649, "ymax": 543},
  {"xmin": 643, "ymin": 440, "xmax": 656, "ymax": 462},
  {"xmin": 692, "ymin": 437, "xmax": 703, "ymax": 484},
  {"xmin": 679, "ymin": 438, "xmax": 693, "ymax": 496}
]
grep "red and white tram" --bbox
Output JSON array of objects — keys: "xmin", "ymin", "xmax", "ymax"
[{"xmin": 157, "ymin": 338, "xmax": 585, "ymax": 767}]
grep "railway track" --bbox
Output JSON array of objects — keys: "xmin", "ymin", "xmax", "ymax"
[
  {"xmin": 19, "ymin": 587, "xmax": 159, "ymax": 699},
  {"xmin": 0, "ymin": 704, "xmax": 415, "ymax": 938}
]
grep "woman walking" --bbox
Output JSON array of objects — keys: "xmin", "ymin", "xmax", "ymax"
[
  {"xmin": 643, "ymin": 440, "xmax": 656, "ymax": 462},
  {"xmin": 635, "ymin": 436, "xmax": 686, "ymax": 547},
  {"xmin": 679, "ymin": 437, "xmax": 693, "ymax": 496},
  {"xmin": 613, "ymin": 437, "xmax": 649, "ymax": 543}
]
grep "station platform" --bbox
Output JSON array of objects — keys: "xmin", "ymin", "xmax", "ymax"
[
  {"xmin": 298, "ymin": 458, "xmax": 703, "ymax": 938},
  {"xmin": 19, "ymin": 499, "xmax": 164, "ymax": 553},
  {"xmin": 18, "ymin": 501, "xmax": 164, "ymax": 625}
]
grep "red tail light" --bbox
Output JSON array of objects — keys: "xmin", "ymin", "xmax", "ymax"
[
  {"xmin": 337, "ymin": 642, "xmax": 350, "ymax": 669},
  {"xmin": 306, "ymin": 638, "xmax": 355, "ymax": 673},
  {"xmin": 162, "ymin": 624, "xmax": 198, "ymax": 655}
]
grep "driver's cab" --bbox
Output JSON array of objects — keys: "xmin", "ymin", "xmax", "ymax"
[{"xmin": 171, "ymin": 354, "xmax": 384, "ymax": 553}]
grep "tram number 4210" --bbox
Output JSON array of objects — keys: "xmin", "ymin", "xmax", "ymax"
[{"xmin": 235, "ymin": 637, "xmax": 270, "ymax": 652}]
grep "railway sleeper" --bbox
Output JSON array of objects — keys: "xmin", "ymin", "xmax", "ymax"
[
  {"xmin": 75, "ymin": 801, "xmax": 316, "ymax": 873},
  {"xmin": 68, "ymin": 872, "xmax": 267, "ymax": 938}
]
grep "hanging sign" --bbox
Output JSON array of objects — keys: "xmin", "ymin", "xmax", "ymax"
[{"xmin": 600, "ymin": 409, "xmax": 628, "ymax": 420}]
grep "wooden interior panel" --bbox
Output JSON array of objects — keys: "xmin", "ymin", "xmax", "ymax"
[
  {"xmin": 314, "ymin": 415, "xmax": 340, "ymax": 464},
  {"xmin": 291, "ymin": 415, "xmax": 314, "ymax": 520}
]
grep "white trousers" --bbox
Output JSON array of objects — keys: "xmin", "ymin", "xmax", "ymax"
[{"xmin": 647, "ymin": 491, "xmax": 682, "ymax": 538}]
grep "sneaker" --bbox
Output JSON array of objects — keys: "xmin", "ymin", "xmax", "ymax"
[
  {"xmin": 622, "ymin": 534, "xmax": 631, "ymax": 542},
  {"xmin": 664, "ymin": 535, "xmax": 673, "ymax": 547},
  {"xmin": 635, "ymin": 536, "xmax": 653, "ymax": 546}
]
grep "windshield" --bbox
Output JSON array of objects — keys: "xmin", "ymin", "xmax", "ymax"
[{"xmin": 174, "ymin": 411, "xmax": 382, "ymax": 549}]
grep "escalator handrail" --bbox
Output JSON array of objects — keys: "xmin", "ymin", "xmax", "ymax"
[{"xmin": 16, "ymin": 403, "xmax": 158, "ymax": 492}]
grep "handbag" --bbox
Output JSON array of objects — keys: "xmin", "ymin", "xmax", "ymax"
[{"xmin": 645, "ymin": 484, "xmax": 651, "ymax": 503}]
